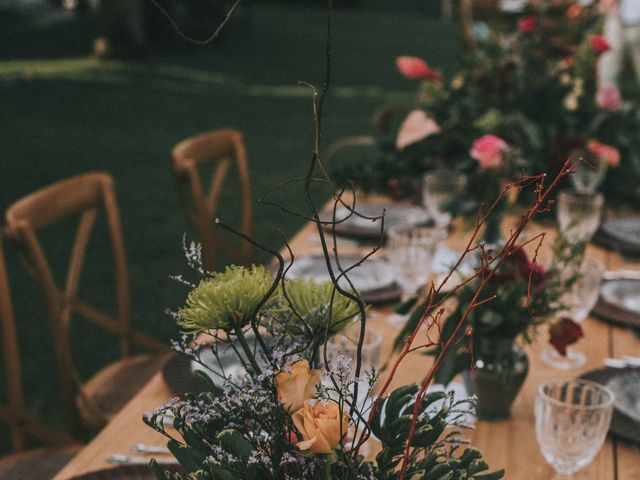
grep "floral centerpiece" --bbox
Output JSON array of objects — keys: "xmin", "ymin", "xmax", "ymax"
[
  {"xmin": 143, "ymin": 1, "xmax": 579, "ymax": 478},
  {"xmin": 394, "ymin": 238, "xmax": 584, "ymax": 419},
  {"xmin": 333, "ymin": 1, "xmax": 640, "ymax": 214}
]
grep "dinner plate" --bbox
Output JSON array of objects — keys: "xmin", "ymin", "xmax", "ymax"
[
  {"xmin": 606, "ymin": 370, "xmax": 640, "ymax": 423},
  {"xmin": 319, "ymin": 203, "xmax": 429, "ymax": 240},
  {"xmin": 600, "ymin": 218, "xmax": 640, "ymax": 247},
  {"xmin": 285, "ymin": 254, "xmax": 401, "ymax": 303},
  {"xmin": 70, "ymin": 465, "xmax": 182, "ymax": 480},
  {"xmin": 593, "ymin": 273, "xmax": 640, "ymax": 328},
  {"xmin": 580, "ymin": 367, "xmax": 640, "ymax": 445}
]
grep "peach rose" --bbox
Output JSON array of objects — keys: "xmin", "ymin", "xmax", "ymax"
[
  {"xmin": 395, "ymin": 110, "xmax": 441, "ymax": 150},
  {"xmin": 275, "ymin": 360, "xmax": 321, "ymax": 413},
  {"xmin": 292, "ymin": 400, "xmax": 348, "ymax": 454},
  {"xmin": 587, "ymin": 140, "xmax": 620, "ymax": 168},
  {"xmin": 469, "ymin": 134, "xmax": 509, "ymax": 170}
]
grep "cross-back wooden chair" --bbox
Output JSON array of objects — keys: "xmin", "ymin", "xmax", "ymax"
[
  {"xmin": 0, "ymin": 233, "xmax": 80, "ymax": 479},
  {"xmin": 172, "ymin": 129, "xmax": 253, "ymax": 273},
  {"xmin": 4, "ymin": 172, "xmax": 169, "ymax": 436}
]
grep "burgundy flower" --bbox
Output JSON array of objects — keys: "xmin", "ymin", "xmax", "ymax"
[
  {"xmin": 396, "ymin": 56, "xmax": 442, "ymax": 82},
  {"xmin": 549, "ymin": 318, "xmax": 584, "ymax": 356},
  {"xmin": 518, "ymin": 16, "xmax": 537, "ymax": 34},
  {"xmin": 589, "ymin": 35, "xmax": 611, "ymax": 53}
]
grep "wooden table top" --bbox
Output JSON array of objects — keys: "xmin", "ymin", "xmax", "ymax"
[{"xmin": 54, "ymin": 211, "xmax": 640, "ymax": 480}]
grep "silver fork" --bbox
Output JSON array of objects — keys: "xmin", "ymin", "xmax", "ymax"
[{"xmin": 132, "ymin": 443, "xmax": 171, "ymax": 455}]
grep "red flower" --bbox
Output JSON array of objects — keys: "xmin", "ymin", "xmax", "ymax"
[
  {"xmin": 549, "ymin": 318, "xmax": 584, "ymax": 356},
  {"xmin": 396, "ymin": 56, "xmax": 442, "ymax": 82},
  {"xmin": 518, "ymin": 16, "xmax": 537, "ymax": 34},
  {"xmin": 587, "ymin": 140, "xmax": 621, "ymax": 168},
  {"xmin": 589, "ymin": 35, "xmax": 611, "ymax": 53}
]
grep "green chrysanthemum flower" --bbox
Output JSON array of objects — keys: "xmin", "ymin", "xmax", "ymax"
[
  {"xmin": 281, "ymin": 277, "xmax": 360, "ymax": 336},
  {"xmin": 178, "ymin": 265, "xmax": 273, "ymax": 333}
]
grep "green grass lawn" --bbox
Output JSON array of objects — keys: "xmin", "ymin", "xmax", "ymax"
[{"xmin": 0, "ymin": 4, "xmax": 460, "ymax": 449}]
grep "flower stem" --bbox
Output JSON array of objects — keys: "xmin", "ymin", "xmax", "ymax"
[{"xmin": 233, "ymin": 325, "xmax": 262, "ymax": 374}]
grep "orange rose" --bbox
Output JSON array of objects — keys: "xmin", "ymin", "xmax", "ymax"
[
  {"xmin": 274, "ymin": 360, "xmax": 321, "ymax": 413},
  {"xmin": 292, "ymin": 400, "xmax": 348, "ymax": 454}
]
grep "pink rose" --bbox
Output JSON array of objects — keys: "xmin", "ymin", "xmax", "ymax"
[
  {"xmin": 518, "ymin": 16, "xmax": 537, "ymax": 34},
  {"xmin": 589, "ymin": 35, "xmax": 611, "ymax": 53},
  {"xmin": 587, "ymin": 140, "xmax": 620, "ymax": 167},
  {"xmin": 567, "ymin": 4, "xmax": 582, "ymax": 20},
  {"xmin": 395, "ymin": 110, "xmax": 441, "ymax": 150},
  {"xmin": 596, "ymin": 85, "xmax": 621, "ymax": 112},
  {"xmin": 469, "ymin": 134, "xmax": 509, "ymax": 170},
  {"xmin": 396, "ymin": 56, "xmax": 442, "ymax": 82}
]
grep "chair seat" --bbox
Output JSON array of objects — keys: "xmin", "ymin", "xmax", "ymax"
[
  {"xmin": 78, "ymin": 354, "xmax": 168, "ymax": 429},
  {"xmin": 0, "ymin": 446, "xmax": 79, "ymax": 480}
]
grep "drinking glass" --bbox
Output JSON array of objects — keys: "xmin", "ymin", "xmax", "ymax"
[
  {"xmin": 385, "ymin": 223, "xmax": 447, "ymax": 296},
  {"xmin": 325, "ymin": 324, "xmax": 382, "ymax": 377},
  {"xmin": 422, "ymin": 170, "xmax": 468, "ymax": 227},
  {"xmin": 535, "ymin": 379, "xmax": 614, "ymax": 479},
  {"xmin": 540, "ymin": 258, "xmax": 605, "ymax": 370},
  {"xmin": 556, "ymin": 190, "xmax": 604, "ymax": 244},
  {"xmin": 569, "ymin": 149, "xmax": 607, "ymax": 194}
]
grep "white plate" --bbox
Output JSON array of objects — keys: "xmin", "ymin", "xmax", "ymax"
[{"xmin": 286, "ymin": 254, "xmax": 395, "ymax": 293}]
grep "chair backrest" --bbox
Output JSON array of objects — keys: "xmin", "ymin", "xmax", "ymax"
[
  {"xmin": 0, "ymin": 234, "xmax": 75, "ymax": 451},
  {"xmin": 172, "ymin": 129, "xmax": 253, "ymax": 273},
  {"xmin": 4, "ymin": 172, "xmax": 165, "ymax": 436}
]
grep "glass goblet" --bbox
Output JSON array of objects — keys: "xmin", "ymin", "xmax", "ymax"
[
  {"xmin": 535, "ymin": 379, "xmax": 614, "ymax": 479},
  {"xmin": 569, "ymin": 149, "xmax": 607, "ymax": 194},
  {"xmin": 385, "ymin": 223, "xmax": 447, "ymax": 296},
  {"xmin": 422, "ymin": 170, "xmax": 468, "ymax": 227},
  {"xmin": 556, "ymin": 190, "xmax": 604, "ymax": 245},
  {"xmin": 540, "ymin": 258, "xmax": 605, "ymax": 370}
]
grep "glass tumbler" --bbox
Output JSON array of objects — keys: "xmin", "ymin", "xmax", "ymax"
[
  {"xmin": 535, "ymin": 379, "xmax": 614, "ymax": 479},
  {"xmin": 556, "ymin": 190, "xmax": 604, "ymax": 244},
  {"xmin": 385, "ymin": 223, "xmax": 447, "ymax": 296}
]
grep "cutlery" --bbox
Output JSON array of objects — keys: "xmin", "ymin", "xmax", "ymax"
[
  {"xmin": 132, "ymin": 443, "xmax": 171, "ymax": 454},
  {"xmin": 604, "ymin": 356, "xmax": 640, "ymax": 368},
  {"xmin": 107, "ymin": 454, "xmax": 177, "ymax": 465}
]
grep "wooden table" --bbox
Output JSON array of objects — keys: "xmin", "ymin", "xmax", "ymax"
[{"xmin": 55, "ymin": 214, "xmax": 640, "ymax": 479}]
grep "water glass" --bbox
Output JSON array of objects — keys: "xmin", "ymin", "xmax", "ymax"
[
  {"xmin": 535, "ymin": 379, "xmax": 614, "ymax": 478},
  {"xmin": 325, "ymin": 324, "xmax": 382, "ymax": 377},
  {"xmin": 556, "ymin": 190, "xmax": 604, "ymax": 244},
  {"xmin": 569, "ymin": 149, "xmax": 607, "ymax": 194},
  {"xmin": 540, "ymin": 258, "xmax": 605, "ymax": 370},
  {"xmin": 422, "ymin": 170, "xmax": 468, "ymax": 226},
  {"xmin": 385, "ymin": 223, "xmax": 447, "ymax": 295}
]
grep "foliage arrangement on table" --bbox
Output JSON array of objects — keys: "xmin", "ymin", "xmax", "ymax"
[
  {"xmin": 393, "ymin": 237, "xmax": 585, "ymax": 419},
  {"xmin": 143, "ymin": 2, "xmax": 578, "ymax": 479},
  {"xmin": 332, "ymin": 1, "xmax": 640, "ymax": 216}
]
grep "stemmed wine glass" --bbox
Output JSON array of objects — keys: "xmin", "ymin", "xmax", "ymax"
[
  {"xmin": 535, "ymin": 379, "xmax": 614, "ymax": 479},
  {"xmin": 556, "ymin": 190, "xmax": 604, "ymax": 245},
  {"xmin": 540, "ymin": 258, "xmax": 604, "ymax": 370}
]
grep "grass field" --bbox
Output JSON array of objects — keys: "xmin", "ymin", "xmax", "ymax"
[{"xmin": 0, "ymin": 3, "xmax": 460, "ymax": 449}]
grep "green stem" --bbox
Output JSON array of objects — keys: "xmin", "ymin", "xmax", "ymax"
[
  {"xmin": 233, "ymin": 325, "xmax": 262, "ymax": 374},
  {"xmin": 323, "ymin": 458, "xmax": 332, "ymax": 480}
]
